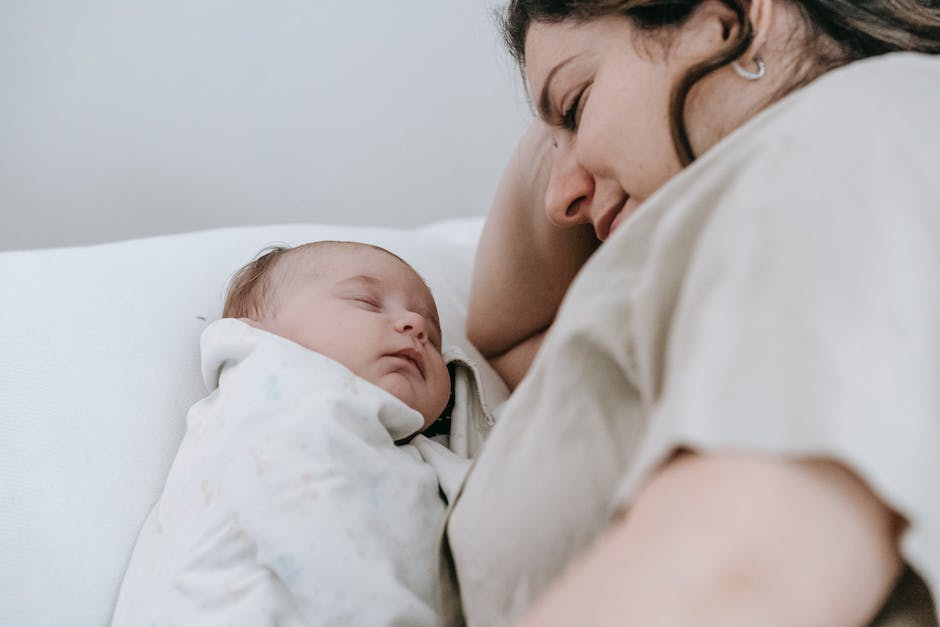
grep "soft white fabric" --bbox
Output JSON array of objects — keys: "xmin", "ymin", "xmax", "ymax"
[
  {"xmin": 449, "ymin": 53, "xmax": 940, "ymax": 626},
  {"xmin": 0, "ymin": 217, "xmax": 508, "ymax": 627},
  {"xmin": 113, "ymin": 319, "xmax": 487, "ymax": 626}
]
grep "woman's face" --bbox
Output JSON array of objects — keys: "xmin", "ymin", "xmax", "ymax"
[{"xmin": 525, "ymin": 10, "xmax": 735, "ymax": 238}]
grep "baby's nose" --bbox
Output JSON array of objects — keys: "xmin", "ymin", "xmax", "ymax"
[{"xmin": 395, "ymin": 310, "xmax": 427, "ymax": 341}]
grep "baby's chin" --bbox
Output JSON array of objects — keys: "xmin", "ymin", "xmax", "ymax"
[{"xmin": 375, "ymin": 373, "xmax": 434, "ymax": 429}]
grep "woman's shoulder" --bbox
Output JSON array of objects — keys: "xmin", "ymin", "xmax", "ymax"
[
  {"xmin": 651, "ymin": 53, "xmax": 939, "ymax": 217},
  {"xmin": 668, "ymin": 52, "xmax": 940, "ymax": 214},
  {"xmin": 762, "ymin": 52, "xmax": 939, "ymax": 150},
  {"xmin": 807, "ymin": 51, "xmax": 939, "ymax": 95}
]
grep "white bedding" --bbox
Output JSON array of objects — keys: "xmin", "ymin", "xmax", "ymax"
[
  {"xmin": 112, "ymin": 318, "xmax": 489, "ymax": 626},
  {"xmin": 1, "ymin": 219, "xmax": 508, "ymax": 627}
]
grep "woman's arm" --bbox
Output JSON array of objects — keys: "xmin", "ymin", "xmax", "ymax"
[
  {"xmin": 516, "ymin": 452, "xmax": 903, "ymax": 626},
  {"xmin": 485, "ymin": 331, "xmax": 546, "ymax": 391},
  {"xmin": 467, "ymin": 121, "xmax": 597, "ymax": 388}
]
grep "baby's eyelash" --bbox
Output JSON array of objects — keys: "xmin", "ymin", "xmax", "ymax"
[{"xmin": 352, "ymin": 296, "xmax": 380, "ymax": 308}]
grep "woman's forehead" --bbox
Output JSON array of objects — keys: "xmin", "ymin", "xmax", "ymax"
[{"xmin": 524, "ymin": 19, "xmax": 612, "ymax": 92}]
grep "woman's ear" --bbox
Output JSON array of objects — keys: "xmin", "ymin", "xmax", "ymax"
[
  {"xmin": 743, "ymin": 0, "xmax": 775, "ymax": 62},
  {"xmin": 686, "ymin": 0, "xmax": 747, "ymax": 52}
]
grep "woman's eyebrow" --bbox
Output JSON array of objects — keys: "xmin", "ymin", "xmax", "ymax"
[{"xmin": 537, "ymin": 55, "xmax": 578, "ymax": 119}]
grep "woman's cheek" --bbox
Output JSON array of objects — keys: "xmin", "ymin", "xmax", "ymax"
[{"xmin": 576, "ymin": 114, "xmax": 616, "ymax": 180}]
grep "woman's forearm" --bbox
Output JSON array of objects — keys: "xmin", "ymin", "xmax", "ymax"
[
  {"xmin": 487, "ymin": 330, "xmax": 546, "ymax": 390},
  {"xmin": 467, "ymin": 122, "xmax": 597, "ymax": 361},
  {"xmin": 515, "ymin": 453, "xmax": 903, "ymax": 626}
]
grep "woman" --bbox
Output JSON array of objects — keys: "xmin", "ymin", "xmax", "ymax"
[{"xmin": 453, "ymin": 1, "xmax": 940, "ymax": 625}]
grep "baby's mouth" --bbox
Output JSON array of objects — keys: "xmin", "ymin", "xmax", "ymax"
[{"xmin": 389, "ymin": 348, "xmax": 425, "ymax": 378}]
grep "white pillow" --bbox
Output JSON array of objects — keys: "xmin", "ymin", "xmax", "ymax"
[{"xmin": 0, "ymin": 217, "xmax": 506, "ymax": 627}]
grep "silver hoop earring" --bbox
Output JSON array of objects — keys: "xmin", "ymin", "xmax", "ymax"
[{"xmin": 732, "ymin": 56, "xmax": 765, "ymax": 81}]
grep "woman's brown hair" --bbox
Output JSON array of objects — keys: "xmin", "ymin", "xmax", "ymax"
[{"xmin": 500, "ymin": 0, "xmax": 940, "ymax": 165}]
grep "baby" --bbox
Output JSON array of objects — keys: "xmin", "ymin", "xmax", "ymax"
[
  {"xmin": 224, "ymin": 240, "xmax": 452, "ymax": 435},
  {"xmin": 112, "ymin": 241, "xmax": 460, "ymax": 627}
]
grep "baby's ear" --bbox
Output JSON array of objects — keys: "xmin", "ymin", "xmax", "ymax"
[{"xmin": 237, "ymin": 317, "xmax": 263, "ymax": 329}]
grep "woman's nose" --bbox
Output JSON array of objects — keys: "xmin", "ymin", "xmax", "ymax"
[
  {"xmin": 543, "ymin": 138, "xmax": 595, "ymax": 228},
  {"xmin": 394, "ymin": 310, "xmax": 427, "ymax": 342}
]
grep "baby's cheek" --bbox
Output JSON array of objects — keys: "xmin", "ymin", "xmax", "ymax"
[{"xmin": 433, "ymin": 364, "xmax": 452, "ymax": 413}]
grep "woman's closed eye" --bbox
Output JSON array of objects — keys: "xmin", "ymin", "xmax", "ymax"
[{"xmin": 560, "ymin": 85, "xmax": 588, "ymax": 132}]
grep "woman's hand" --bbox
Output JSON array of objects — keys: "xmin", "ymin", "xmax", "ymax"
[
  {"xmin": 467, "ymin": 120, "xmax": 598, "ymax": 389},
  {"xmin": 515, "ymin": 453, "xmax": 903, "ymax": 626}
]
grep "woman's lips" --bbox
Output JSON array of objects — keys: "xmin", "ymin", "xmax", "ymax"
[
  {"xmin": 609, "ymin": 203, "xmax": 629, "ymax": 237},
  {"xmin": 595, "ymin": 196, "xmax": 629, "ymax": 241}
]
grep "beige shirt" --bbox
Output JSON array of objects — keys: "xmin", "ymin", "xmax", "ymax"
[{"xmin": 449, "ymin": 53, "xmax": 940, "ymax": 626}]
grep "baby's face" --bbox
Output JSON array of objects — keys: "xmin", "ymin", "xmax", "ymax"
[{"xmin": 260, "ymin": 245, "xmax": 450, "ymax": 429}]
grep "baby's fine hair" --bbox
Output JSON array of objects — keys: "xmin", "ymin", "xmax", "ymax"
[{"xmin": 222, "ymin": 241, "xmax": 411, "ymax": 320}]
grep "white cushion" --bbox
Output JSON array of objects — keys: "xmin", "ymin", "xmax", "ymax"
[{"xmin": 0, "ymin": 217, "xmax": 506, "ymax": 626}]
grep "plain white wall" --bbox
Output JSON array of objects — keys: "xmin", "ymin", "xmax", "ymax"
[{"xmin": 0, "ymin": 0, "xmax": 531, "ymax": 251}]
